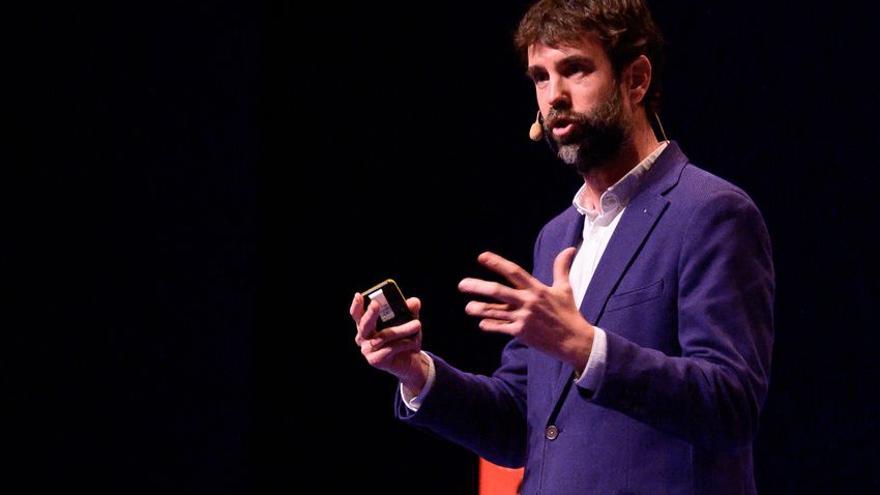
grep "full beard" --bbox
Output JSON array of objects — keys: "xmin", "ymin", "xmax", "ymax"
[{"xmin": 546, "ymin": 87, "xmax": 630, "ymax": 175}]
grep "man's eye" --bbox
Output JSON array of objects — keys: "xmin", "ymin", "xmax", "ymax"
[{"xmin": 565, "ymin": 65, "xmax": 592, "ymax": 77}]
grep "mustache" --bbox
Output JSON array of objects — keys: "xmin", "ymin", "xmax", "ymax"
[{"xmin": 544, "ymin": 109, "xmax": 591, "ymax": 129}]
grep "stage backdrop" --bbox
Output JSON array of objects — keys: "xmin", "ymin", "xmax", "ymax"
[{"xmin": 9, "ymin": 1, "xmax": 878, "ymax": 493}]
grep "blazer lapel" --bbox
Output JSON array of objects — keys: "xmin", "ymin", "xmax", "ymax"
[
  {"xmin": 550, "ymin": 142, "xmax": 688, "ymax": 401},
  {"xmin": 578, "ymin": 194, "xmax": 669, "ymax": 324}
]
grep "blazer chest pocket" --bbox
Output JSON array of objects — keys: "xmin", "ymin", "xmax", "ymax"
[{"xmin": 606, "ymin": 279, "xmax": 664, "ymax": 312}]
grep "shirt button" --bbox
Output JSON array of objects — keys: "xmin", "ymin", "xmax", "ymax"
[
  {"xmin": 602, "ymin": 195, "xmax": 619, "ymax": 211},
  {"xmin": 545, "ymin": 425, "xmax": 559, "ymax": 440}
]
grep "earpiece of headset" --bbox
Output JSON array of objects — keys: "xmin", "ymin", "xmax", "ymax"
[{"xmin": 653, "ymin": 111, "xmax": 668, "ymax": 142}]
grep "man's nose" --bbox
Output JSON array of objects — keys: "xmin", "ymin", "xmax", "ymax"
[{"xmin": 548, "ymin": 77, "xmax": 570, "ymax": 110}]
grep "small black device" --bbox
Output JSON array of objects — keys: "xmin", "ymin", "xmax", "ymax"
[{"xmin": 361, "ymin": 279, "xmax": 414, "ymax": 331}]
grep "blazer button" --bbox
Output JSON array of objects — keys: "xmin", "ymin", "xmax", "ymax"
[{"xmin": 545, "ymin": 425, "xmax": 559, "ymax": 440}]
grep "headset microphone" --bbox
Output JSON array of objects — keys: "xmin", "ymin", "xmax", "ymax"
[{"xmin": 529, "ymin": 110, "xmax": 543, "ymax": 141}]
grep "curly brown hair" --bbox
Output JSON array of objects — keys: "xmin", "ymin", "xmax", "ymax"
[{"xmin": 515, "ymin": 0, "xmax": 665, "ymax": 114}]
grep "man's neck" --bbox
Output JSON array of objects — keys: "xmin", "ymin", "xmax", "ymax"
[{"xmin": 579, "ymin": 125, "xmax": 661, "ymax": 211}]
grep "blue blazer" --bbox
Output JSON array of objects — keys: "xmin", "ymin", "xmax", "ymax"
[{"xmin": 397, "ymin": 142, "xmax": 774, "ymax": 495}]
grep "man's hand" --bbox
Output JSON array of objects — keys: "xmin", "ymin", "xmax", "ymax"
[
  {"xmin": 459, "ymin": 248, "xmax": 595, "ymax": 371},
  {"xmin": 349, "ymin": 293, "xmax": 430, "ymax": 395}
]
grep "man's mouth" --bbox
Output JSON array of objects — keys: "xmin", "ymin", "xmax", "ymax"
[{"xmin": 552, "ymin": 122, "xmax": 575, "ymax": 138}]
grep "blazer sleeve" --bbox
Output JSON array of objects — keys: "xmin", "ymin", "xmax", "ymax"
[
  {"xmin": 391, "ymin": 227, "xmax": 549, "ymax": 467},
  {"xmin": 586, "ymin": 189, "xmax": 774, "ymax": 449},
  {"xmin": 393, "ymin": 341, "xmax": 529, "ymax": 468}
]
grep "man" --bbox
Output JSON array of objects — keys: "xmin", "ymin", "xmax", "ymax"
[{"xmin": 349, "ymin": 1, "xmax": 774, "ymax": 493}]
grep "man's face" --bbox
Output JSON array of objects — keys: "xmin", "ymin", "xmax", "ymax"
[{"xmin": 527, "ymin": 36, "xmax": 630, "ymax": 174}]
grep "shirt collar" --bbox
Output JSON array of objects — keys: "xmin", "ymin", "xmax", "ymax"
[{"xmin": 572, "ymin": 141, "xmax": 669, "ymax": 222}]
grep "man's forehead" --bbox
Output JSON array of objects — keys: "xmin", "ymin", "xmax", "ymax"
[{"xmin": 527, "ymin": 35, "xmax": 605, "ymax": 64}]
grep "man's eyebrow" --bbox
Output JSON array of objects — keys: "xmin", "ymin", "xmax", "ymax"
[
  {"xmin": 525, "ymin": 65, "xmax": 545, "ymax": 79},
  {"xmin": 557, "ymin": 55, "xmax": 595, "ymax": 69},
  {"xmin": 526, "ymin": 55, "xmax": 595, "ymax": 78}
]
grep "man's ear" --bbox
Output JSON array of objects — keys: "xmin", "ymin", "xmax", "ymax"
[{"xmin": 624, "ymin": 55, "xmax": 652, "ymax": 108}]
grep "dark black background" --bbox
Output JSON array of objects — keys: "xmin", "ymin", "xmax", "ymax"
[{"xmin": 9, "ymin": 1, "xmax": 878, "ymax": 493}]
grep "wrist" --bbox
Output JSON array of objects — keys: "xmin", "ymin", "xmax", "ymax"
[
  {"xmin": 400, "ymin": 353, "xmax": 430, "ymax": 395},
  {"xmin": 566, "ymin": 322, "xmax": 595, "ymax": 371}
]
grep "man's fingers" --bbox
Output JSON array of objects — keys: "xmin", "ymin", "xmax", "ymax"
[
  {"xmin": 350, "ymin": 292, "xmax": 365, "ymax": 322},
  {"xmin": 370, "ymin": 320, "xmax": 422, "ymax": 347},
  {"xmin": 477, "ymin": 251, "xmax": 539, "ymax": 289},
  {"xmin": 552, "ymin": 247, "xmax": 578, "ymax": 288},
  {"xmin": 406, "ymin": 297, "xmax": 421, "ymax": 319},
  {"xmin": 466, "ymin": 301, "xmax": 512, "ymax": 312},
  {"xmin": 362, "ymin": 338, "xmax": 421, "ymax": 368},
  {"xmin": 465, "ymin": 301, "xmax": 514, "ymax": 322},
  {"xmin": 477, "ymin": 318, "xmax": 517, "ymax": 335},
  {"xmin": 355, "ymin": 300, "xmax": 380, "ymax": 345},
  {"xmin": 458, "ymin": 278, "xmax": 521, "ymax": 305}
]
